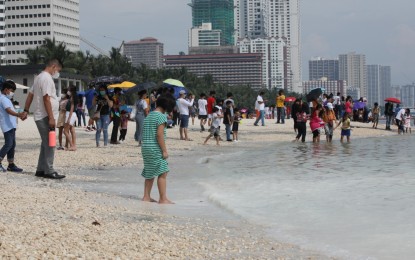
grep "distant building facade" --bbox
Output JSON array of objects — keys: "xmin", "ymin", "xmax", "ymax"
[
  {"xmin": 188, "ymin": 45, "xmax": 238, "ymax": 55},
  {"xmin": 234, "ymin": 0, "xmax": 302, "ymax": 93},
  {"xmin": 238, "ymin": 37, "xmax": 286, "ymax": 89},
  {"xmin": 163, "ymin": 53, "xmax": 263, "ymax": 88},
  {"xmin": 189, "ymin": 0, "xmax": 234, "ymax": 46},
  {"xmin": 123, "ymin": 37, "xmax": 164, "ymax": 69},
  {"xmin": 303, "ymin": 78, "xmax": 346, "ymax": 97},
  {"xmin": 339, "ymin": 52, "xmax": 367, "ymax": 98},
  {"xmin": 401, "ymin": 84, "xmax": 415, "ymax": 108},
  {"xmin": 366, "ymin": 65, "xmax": 391, "ymax": 106},
  {"xmin": 309, "ymin": 57, "xmax": 339, "ymax": 81},
  {"xmin": 189, "ymin": 23, "xmax": 221, "ymax": 47},
  {"xmin": 390, "ymin": 85, "xmax": 401, "ymax": 102},
  {"xmin": 346, "ymin": 86, "xmax": 361, "ymax": 101},
  {"xmin": 2, "ymin": 0, "xmax": 80, "ymax": 65}
]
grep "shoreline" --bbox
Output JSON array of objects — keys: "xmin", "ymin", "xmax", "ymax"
[{"xmin": 1, "ymin": 116, "xmax": 400, "ymax": 258}]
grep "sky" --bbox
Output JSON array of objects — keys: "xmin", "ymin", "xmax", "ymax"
[{"xmin": 80, "ymin": 0, "xmax": 415, "ymax": 85}]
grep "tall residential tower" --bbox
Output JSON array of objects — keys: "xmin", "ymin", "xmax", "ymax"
[
  {"xmin": 235, "ymin": 0, "xmax": 301, "ymax": 92},
  {"xmin": 309, "ymin": 57, "xmax": 339, "ymax": 81},
  {"xmin": 366, "ymin": 65, "xmax": 391, "ymax": 106},
  {"xmin": 339, "ymin": 52, "xmax": 367, "ymax": 98},
  {"xmin": 3, "ymin": 0, "xmax": 80, "ymax": 65}
]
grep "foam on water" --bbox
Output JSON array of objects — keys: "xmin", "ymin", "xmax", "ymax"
[{"xmin": 197, "ymin": 135, "xmax": 415, "ymax": 260}]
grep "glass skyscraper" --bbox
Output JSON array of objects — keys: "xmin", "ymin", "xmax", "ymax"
[{"xmin": 189, "ymin": 0, "xmax": 234, "ymax": 46}]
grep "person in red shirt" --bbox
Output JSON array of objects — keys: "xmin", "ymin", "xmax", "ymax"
[{"xmin": 207, "ymin": 90, "xmax": 216, "ymax": 126}]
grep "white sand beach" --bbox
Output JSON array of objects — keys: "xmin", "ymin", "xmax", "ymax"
[{"xmin": 0, "ymin": 116, "xmax": 397, "ymax": 258}]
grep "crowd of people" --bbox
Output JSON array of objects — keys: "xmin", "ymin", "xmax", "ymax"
[{"xmin": 1, "ymin": 59, "xmax": 413, "ymax": 203}]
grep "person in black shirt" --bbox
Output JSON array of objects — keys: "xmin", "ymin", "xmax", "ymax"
[
  {"xmin": 223, "ymin": 100, "xmax": 233, "ymax": 141},
  {"xmin": 93, "ymin": 85, "xmax": 113, "ymax": 147}
]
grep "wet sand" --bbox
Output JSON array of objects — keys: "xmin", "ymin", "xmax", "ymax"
[{"xmin": 0, "ymin": 116, "xmax": 395, "ymax": 258}]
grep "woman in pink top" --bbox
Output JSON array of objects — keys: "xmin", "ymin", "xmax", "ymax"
[
  {"xmin": 345, "ymin": 96, "xmax": 353, "ymax": 115},
  {"xmin": 310, "ymin": 104, "xmax": 325, "ymax": 143}
]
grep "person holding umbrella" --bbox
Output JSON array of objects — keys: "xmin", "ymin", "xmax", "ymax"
[{"xmin": 384, "ymin": 101, "xmax": 394, "ymax": 130}]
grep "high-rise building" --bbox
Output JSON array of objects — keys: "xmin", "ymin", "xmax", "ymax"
[
  {"xmin": 123, "ymin": 37, "xmax": 164, "ymax": 69},
  {"xmin": 3, "ymin": 0, "xmax": 80, "ymax": 65},
  {"xmin": 239, "ymin": 37, "xmax": 286, "ymax": 89},
  {"xmin": 189, "ymin": 0, "xmax": 234, "ymax": 46},
  {"xmin": 235, "ymin": 0, "xmax": 301, "ymax": 93},
  {"xmin": 0, "ymin": 3, "xmax": 6, "ymax": 63},
  {"xmin": 366, "ymin": 65, "xmax": 391, "ymax": 106},
  {"xmin": 189, "ymin": 23, "xmax": 221, "ymax": 47},
  {"xmin": 339, "ymin": 52, "xmax": 367, "ymax": 98},
  {"xmin": 401, "ymin": 84, "xmax": 415, "ymax": 108},
  {"xmin": 309, "ymin": 57, "xmax": 339, "ymax": 81}
]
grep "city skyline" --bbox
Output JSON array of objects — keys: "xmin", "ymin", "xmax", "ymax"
[{"xmin": 80, "ymin": 0, "xmax": 415, "ymax": 85}]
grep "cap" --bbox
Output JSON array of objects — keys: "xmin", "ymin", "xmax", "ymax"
[
  {"xmin": 327, "ymin": 102, "xmax": 333, "ymax": 109},
  {"xmin": 179, "ymin": 90, "xmax": 186, "ymax": 95}
]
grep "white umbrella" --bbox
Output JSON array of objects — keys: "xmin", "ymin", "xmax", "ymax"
[{"xmin": 15, "ymin": 83, "xmax": 29, "ymax": 89}]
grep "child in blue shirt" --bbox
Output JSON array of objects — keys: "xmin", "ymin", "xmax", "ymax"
[{"xmin": 0, "ymin": 80, "xmax": 24, "ymax": 172}]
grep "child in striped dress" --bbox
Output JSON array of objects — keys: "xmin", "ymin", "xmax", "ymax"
[{"xmin": 141, "ymin": 96, "xmax": 176, "ymax": 204}]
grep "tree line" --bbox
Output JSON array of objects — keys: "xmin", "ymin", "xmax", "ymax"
[{"xmin": 25, "ymin": 38, "xmax": 301, "ymax": 109}]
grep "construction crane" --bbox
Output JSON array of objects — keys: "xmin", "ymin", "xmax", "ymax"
[{"xmin": 80, "ymin": 36, "xmax": 110, "ymax": 58}]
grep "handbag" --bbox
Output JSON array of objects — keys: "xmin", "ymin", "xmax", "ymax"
[{"xmin": 93, "ymin": 111, "xmax": 100, "ymax": 120}]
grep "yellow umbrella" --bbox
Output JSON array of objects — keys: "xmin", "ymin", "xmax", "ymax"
[{"xmin": 108, "ymin": 81, "xmax": 136, "ymax": 89}]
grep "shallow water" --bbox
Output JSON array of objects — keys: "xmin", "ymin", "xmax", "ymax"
[{"xmin": 199, "ymin": 135, "xmax": 415, "ymax": 260}]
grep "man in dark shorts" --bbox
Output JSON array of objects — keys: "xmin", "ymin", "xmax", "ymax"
[
  {"xmin": 207, "ymin": 91, "xmax": 216, "ymax": 126},
  {"xmin": 198, "ymin": 93, "xmax": 208, "ymax": 131}
]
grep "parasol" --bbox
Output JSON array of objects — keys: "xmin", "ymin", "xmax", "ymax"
[
  {"xmin": 384, "ymin": 97, "xmax": 401, "ymax": 104},
  {"xmin": 108, "ymin": 81, "xmax": 136, "ymax": 89},
  {"xmin": 306, "ymin": 88, "xmax": 324, "ymax": 102},
  {"xmin": 285, "ymin": 97, "xmax": 296, "ymax": 102}
]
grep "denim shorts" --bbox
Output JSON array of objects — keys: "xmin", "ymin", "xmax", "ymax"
[
  {"xmin": 180, "ymin": 115, "xmax": 190, "ymax": 128},
  {"xmin": 341, "ymin": 129, "xmax": 351, "ymax": 137}
]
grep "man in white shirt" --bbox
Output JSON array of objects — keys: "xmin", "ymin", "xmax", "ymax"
[
  {"xmin": 22, "ymin": 59, "xmax": 65, "ymax": 179},
  {"xmin": 177, "ymin": 90, "xmax": 194, "ymax": 141},
  {"xmin": 197, "ymin": 93, "xmax": 208, "ymax": 132},
  {"xmin": 395, "ymin": 107, "xmax": 406, "ymax": 134},
  {"xmin": 254, "ymin": 91, "xmax": 266, "ymax": 126}
]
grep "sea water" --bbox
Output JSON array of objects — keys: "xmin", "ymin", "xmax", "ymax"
[{"xmin": 198, "ymin": 135, "xmax": 415, "ymax": 260}]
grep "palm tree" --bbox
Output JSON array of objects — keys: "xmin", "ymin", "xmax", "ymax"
[{"xmin": 26, "ymin": 46, "xmax": 46, "ymax": 65}]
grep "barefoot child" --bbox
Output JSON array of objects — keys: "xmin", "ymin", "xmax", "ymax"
[
  {"xmin": 323, "ymin": 103, "xmax": 336, "ymax": 143},
  {"xmin": 334, "ymin": 112, "xmax": 351, "ymax": 143},
  {"xmin": 204, "ymin": 106, "xmax": 223, "ymax": 145},
  {"xmin": 309, "ymin": 104, "xmax": 324, "ymax": 143},
  {"xmin": 141, "ymin": 96, "xmax": 176, "ymax": 204},
  {"xmin": 232, "ymin": 108, "xmax": 241, "ymax": 142},
  {"xmin": 372, "ymin": 102, "xmax": 380, "ymax": 129}
]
